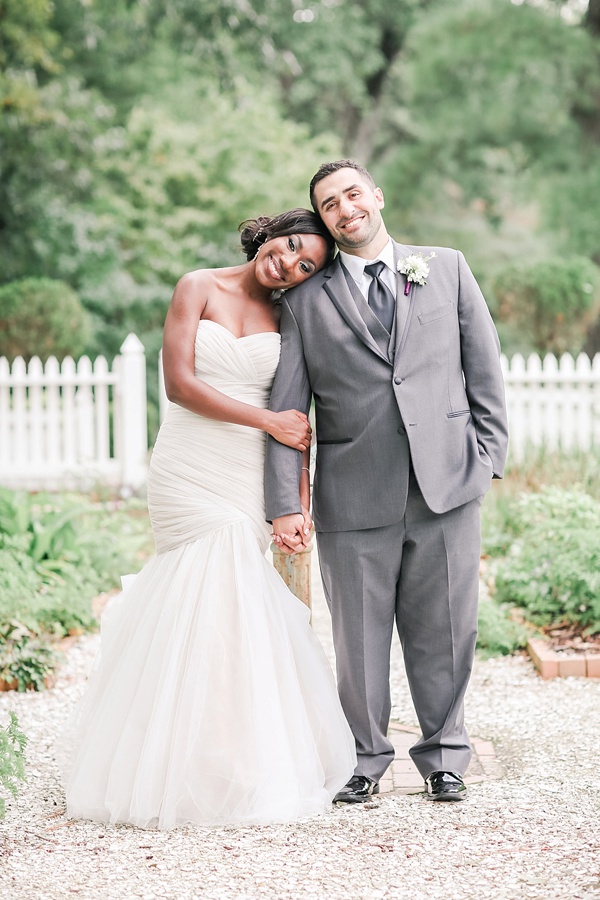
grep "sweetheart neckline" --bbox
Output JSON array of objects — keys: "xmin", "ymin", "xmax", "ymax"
[{"xmin": 197, "ymin": 319, "xmax": 281, "ymax": 342}]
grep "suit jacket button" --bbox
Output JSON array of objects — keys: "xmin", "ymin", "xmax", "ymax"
[{"xmin": 394, "ymin": 376, "xmax": 403, "ymax": 385}]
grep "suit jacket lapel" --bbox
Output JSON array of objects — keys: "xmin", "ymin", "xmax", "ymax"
[
  {"xmin": 322, "ymin": 259, "xmax": 389, "ymax": 363},
  {"xmin": 393, "ymin": 241, "xmax": 417, "ymax": 360}
]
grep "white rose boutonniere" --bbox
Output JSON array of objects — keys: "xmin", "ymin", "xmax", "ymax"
[{"xmin": 397, "ymin": 252, "xmax": 437, "ymax": 296}]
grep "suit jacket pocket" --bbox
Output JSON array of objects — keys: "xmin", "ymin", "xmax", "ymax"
[
  {"xmin": 447, "ymin": 409, "xmax": 471, "ymax": 418},
  {"xmin": 317, "ymin": 437, "xmax": 354, "ymax": 445},
  {"xmin": 418, "ymin": 302, "xmax": 453, "ymax": 325}
]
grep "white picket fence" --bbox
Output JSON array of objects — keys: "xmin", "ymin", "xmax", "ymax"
[
  {"xmin": 1, "ymin": 344, "xmax": 599, "ymax": 492},
  {"xmin": 0, "ymin": 334, "xmax": 147, "ymax": 493},
  {"xmin": 501, "ymin": 352, "xmax": 600, "ymax": 460}
]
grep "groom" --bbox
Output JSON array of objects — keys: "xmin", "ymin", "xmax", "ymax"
[{"xmin": 265, "ymin": 160, "xmax": 508, "ymax": 802}]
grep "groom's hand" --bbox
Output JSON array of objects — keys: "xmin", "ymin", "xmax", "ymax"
[{"xmin": 271, "ymin": 514, "xmax": 307, "ymax": 554}]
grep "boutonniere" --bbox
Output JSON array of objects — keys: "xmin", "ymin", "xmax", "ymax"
[{"xmin": 397, "ymin": 252, "xmax": 437, "ymax": 296}]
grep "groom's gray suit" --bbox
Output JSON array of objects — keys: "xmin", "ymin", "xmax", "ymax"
[{"xmin": 265, "ymin": 241, "xmax": 508, "ymax": 781}]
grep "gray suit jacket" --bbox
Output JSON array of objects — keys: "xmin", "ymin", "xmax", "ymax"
[{"xmin": 264, "ymin": 242, "xmax": 508, "ymax": 532}]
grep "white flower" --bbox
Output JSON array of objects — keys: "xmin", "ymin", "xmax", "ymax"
[{"xmin": 397, "ymin": 251, "xmax": 437, "ymax": 294}]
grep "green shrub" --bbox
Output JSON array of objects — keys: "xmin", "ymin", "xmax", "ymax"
[
  {"xmin": 0, "ymin": 712, "xmax": 27, "ymax": 818},
  {"xmin": 0, "ymin": 621, "xmax": 56, "ymax": 692},
  {"xmin": 481, "ymin": 492, "xmax": 522, "ymax": 558},
  {"xmin": 494, "ymin": 256, "xmax": 600, "ymax": 355},
  {"xmin": 482, "ymin": 448, "xmax": 600, "ymax": 562},
  {"xmin": 0, "ymin": 488, "xmax": 151, "ymax": 689},
  {"xmin": 0, "ymin": 277, "xmax": 91, "ymax": 361},
  {"xmin": 493, "ymin": 487, "xmax": 600, "ymax": 632},
  {"xmin": 0, "ymin": 488, "xmax": 147, "ymax": 623},
  {"xmin": 476, "ymin": 597, "xmax": 530, "ymax": 658}
]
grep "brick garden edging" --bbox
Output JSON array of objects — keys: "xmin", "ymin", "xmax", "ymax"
[{"xmin": 527, "ymin": 638, "xmax": 600, "ymax": 679}]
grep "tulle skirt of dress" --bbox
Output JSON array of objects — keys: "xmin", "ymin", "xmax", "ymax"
[{"xmin": 60, "ymin": 525, "xmax": 355, "ymax": 830}]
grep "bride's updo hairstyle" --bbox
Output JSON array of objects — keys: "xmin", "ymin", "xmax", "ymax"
[{"xmin": 239, "ymin": 208, "xmax": 335, "ymax": 266}]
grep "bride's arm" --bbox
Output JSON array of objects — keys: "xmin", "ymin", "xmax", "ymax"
[{"xmin": 162, "ymin": 272, "xmax": 311, "ymax": 451}]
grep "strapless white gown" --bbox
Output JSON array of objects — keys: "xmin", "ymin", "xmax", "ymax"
[{"xmin": 61, "ymin": 320, "xmax": 356, "ymax": 829}]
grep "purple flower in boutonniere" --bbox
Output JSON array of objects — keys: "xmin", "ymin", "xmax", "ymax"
[{"xmin": 397, "ymin": 252, "xmax": 437, "ymax": 296}]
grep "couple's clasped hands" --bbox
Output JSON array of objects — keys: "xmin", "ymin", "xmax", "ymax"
[
  {"xmin": 269, "ymin": 407, "xmax": 313, "ymax": 552},
  {"xmin": 272, "ymin": 508, "xmax": 313, "ymax": 554}
]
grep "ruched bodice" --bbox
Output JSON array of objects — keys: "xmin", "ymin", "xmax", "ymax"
[
  {"xmin": 190, "ymin": 318, "xmax": 280, "ymax": 398},
  {"xmin": 148, "ymin": 320, "xmax": 281, "ymax": 554}
]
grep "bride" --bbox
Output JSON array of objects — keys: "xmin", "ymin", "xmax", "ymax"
[{"xmin": 60, "ymin": 208, "xmax": 356, "ymax": 829}]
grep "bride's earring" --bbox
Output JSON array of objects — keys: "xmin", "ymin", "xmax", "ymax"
[{"xmin": 253, "ymin": 230, "xmax": 267, "ymax": 261}]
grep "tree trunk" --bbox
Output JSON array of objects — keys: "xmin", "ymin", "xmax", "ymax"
[{"xmin": 585, "ymin": 0, "xmax": 600, "ymax": 36}]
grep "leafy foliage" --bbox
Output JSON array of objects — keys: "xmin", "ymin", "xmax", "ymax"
[
  {"xmin": 0, "ymin": 488, "xmax": 151, "ymax": 689},
  {"xmin": 492, "ymin": 488, "xmax": 600, "ymax": 633},
  {"xmin": 0, "ymin": 277, "xmax": 91, "ymax": 361},
  {"xmin": 390, "ymin": 0, "xmax": 600, "ymax": 227},
  {"xmin": 493, "ymin": 256, "xmax": 600, "ymax": 354},
  {"xmin": 476, "ymin": 597, "xmax": 530, "ymax": 658},
  {"xmin": 0, "ymin": 712, "xmax": 27, "ymax": 818},
  {"xmin": 0, "ymin": 620, "xmax": 56, "ymax": 692},
  {"xmin": 2, "ymin": 0, "xmax": 600, "ymax": 417},
  {"xmin": 0, "ymin": 488, "xmax": 148, "ymax": 631}
]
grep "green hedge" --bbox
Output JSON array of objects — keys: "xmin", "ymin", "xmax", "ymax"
[{"xmin": 0, "ymin": 277, "xmax": 91, "ymax": 362}]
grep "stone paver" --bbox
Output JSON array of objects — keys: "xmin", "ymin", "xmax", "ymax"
[{"xmin": 381, "ymin": 724, "xmax": 504, "ymax": 795}]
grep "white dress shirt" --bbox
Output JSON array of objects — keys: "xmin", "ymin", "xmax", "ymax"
[{"xmin": 339, "ymin": 238, "xmax": 397, "ymax": 301}]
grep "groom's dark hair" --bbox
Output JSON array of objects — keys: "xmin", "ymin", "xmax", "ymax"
[{"xmin": 309, "ymin": 160, "xmax": 376, "ymax": 212}]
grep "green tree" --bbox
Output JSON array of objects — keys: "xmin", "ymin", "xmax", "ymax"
[
  {"xmin": 0, "ymin": 0, "xmax": 121, "ymax": 284},
  {"xmin": 0, "ymin": 0, "xmax": 58, "ymax": 79},
  {"xmin": 81, "ymin": 83, "xmax": 340, "ymax": 316},
  {"xmin": 494, "ymin": 256, "xmax": 600, "ymax": 355},
  {"xmin": 388, "ymin": 0, "xmax": 599, "ymax": 217},
  {"xmin": 48, "ymin": 0, "xmax": 152, "ymax": 112},
  {"xmin": 0, "ymin": 278, "xmax": 91, "ymax": 361},
  {"xmin": 146, "ymin": 0, "xmax": 430, "ymax": 161},
  {"xmin": 0, "ymin": 75, "xmax": 118, "ymax": 284}
]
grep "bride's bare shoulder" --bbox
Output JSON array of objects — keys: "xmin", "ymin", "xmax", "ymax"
[
  {"xmin": 174, "ymin": 267, "xmax": 217, "ymax": 295},
  {"xmin": 170, "ymin": 268, "xmax": 220, "ymax": 316}
]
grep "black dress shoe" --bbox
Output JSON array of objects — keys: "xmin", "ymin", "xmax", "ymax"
[
  {"xmin": 333, "ymin": 775, "xmax": 379, "ymax": 804},
  {"xmin": 425, "ymin": 771, "xmax": 467, "ymax": 801}
]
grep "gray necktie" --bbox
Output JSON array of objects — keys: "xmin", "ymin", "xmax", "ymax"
[{"xmin": 364, "ymin": 261, "xmax": 395, "ymax": 333}]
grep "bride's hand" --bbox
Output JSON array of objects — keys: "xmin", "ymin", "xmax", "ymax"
[
  {"xmin": 267, "ymin": 410, "xmax": 312, "ymax": 451},
  {"xmin": 300, "ymin": 505, "xmax": 313, "ymax": 543}
]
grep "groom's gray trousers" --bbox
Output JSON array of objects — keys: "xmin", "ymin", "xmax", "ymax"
[{"xmin": 316, "ymin": 467, "xmax": 482, "ymax": 782}]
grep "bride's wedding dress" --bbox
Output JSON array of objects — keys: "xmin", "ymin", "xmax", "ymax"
[{"xmin": 61, "ymin": 320, "xmax": 355, "ymax": 829}]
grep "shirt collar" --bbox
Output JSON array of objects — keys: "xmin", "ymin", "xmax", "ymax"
[{"xmin": 339, "ymin": 237, "xmax": 395, "ymax": 283}]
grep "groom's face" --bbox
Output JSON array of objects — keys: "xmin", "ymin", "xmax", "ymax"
[{"xmin": 312, "ymin": 168, "xmax": 385, "ymax": 252}]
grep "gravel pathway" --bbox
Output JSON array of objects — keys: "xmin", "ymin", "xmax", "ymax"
[{"xmin": 1, "ymin": 561, "xmax": 599, "ymax": 899}]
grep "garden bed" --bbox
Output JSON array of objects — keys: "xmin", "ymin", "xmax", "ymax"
[{"xmin": 527, "ymin": 625, "xmax": 600, "ymax": 679}]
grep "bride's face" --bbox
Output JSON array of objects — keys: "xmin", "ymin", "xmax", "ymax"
[{"xmin": 255, "ymin": 233, "xmax": 329, "ymax": 290}]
